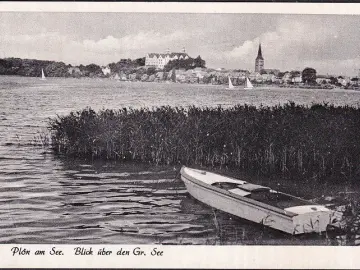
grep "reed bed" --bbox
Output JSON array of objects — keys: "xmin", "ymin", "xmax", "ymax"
[{"xmin": 48, "ymin": 102, "xmax": 360, "ymax": 183}]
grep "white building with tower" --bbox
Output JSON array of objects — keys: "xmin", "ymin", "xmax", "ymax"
[{"xmin": 145, "ymin": 48, "xmax": 190, "ymax": 69}]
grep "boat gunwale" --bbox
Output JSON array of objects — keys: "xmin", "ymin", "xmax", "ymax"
[{"xmin": 180, "ymin": 166, "xmax": 297, "ymax": 218}]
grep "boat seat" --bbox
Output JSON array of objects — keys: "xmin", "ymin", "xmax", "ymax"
[
  {"xmin": 239, "ymin": 183, "xmax": 270, "ymax": 192},
  {"xmin": 212, "ymin": 182, "xmax": 239, "ymax": 190},
  {"xmin": 228, "ymin": 188, "xmax": 251, "ymax": 197}
]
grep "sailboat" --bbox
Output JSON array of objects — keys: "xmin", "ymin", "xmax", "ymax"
[
  {"xmin": 244, "ymin": 76, "xmax": 253, "ymax": 90},
  {"xmin": 40, "ymin": 69, "xmax": 46, "ymax": 80},
  {"xmin": 227, "ymin": 76, "xmax": 235, "ymax": 89}
]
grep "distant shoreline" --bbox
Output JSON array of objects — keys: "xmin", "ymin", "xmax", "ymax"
[
  {"xmin": 1, "ymin": 57, "xmax": 359, "ymax": 91},
  {"xmin": 1, "ymin": 74, "xmax": 358, "ymax": 92}
]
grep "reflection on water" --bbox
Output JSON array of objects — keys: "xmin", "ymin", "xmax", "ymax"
[
  {"xmin": 0, "ymin": 151, "xmax": 333, "ymax": 245},
  {"xmin": 1, "ymin": 75, "xmax": 360, "ymax": 244}
]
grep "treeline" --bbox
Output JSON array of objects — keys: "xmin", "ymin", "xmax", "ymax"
[
  {"xmin": 0, "ymin": 58, "xmax": 70, "ymax": 77},
  {"xmin": 49, "ymin": 102, "xmax": 360, "ymax": 184},
  {"xmin": 164, "ymin": 56, "xmax": 206, "ymax": 72},
  {"xmin": 0, "ymin": 57, "xmax": 146, "ymax": 78},
  {"xmin": 107, "ymin": 58, "xmax": 145, "ymax": 75}
]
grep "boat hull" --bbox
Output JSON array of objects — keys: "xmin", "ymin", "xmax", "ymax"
[{"xmin": 181, "ymin": 167, "xmax": 334, "ymax": 235}]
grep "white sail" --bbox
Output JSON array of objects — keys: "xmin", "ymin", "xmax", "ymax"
[
  {"xmin": 40, "ymin": 69, "xmax": 46, "ymax": 80},
  {"xmin": 114, "ymin": 73, "xmax": 120, "ymax": 80},
  {"xmin": 228, "ymin": 76, "xmax": 235, "ymax": 89},
  {"xmin": 244, "ymin": 77, "xmax": 253, "ymax": 89}
]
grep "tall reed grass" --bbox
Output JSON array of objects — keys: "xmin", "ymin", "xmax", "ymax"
[{"xmin": 48, "ymin": 102, "xmax": 360, "ymax": 183}]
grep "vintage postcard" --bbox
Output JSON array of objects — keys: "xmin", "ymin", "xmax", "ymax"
[{"xmin": 0, "ymin": 1, "xmax": 360, "ymax": 268}]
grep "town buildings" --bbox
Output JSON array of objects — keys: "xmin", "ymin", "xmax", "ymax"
[
  {"xmin": 316, "ymin": 75, "xmax": 331, "ymax": 84},
  {"xmin": 145, "ymin": 48, "xmax": 190, "ymax": 69},
  {"xmin": 262, "ymin": 69, "xmax": 280, "ymax": 76}
]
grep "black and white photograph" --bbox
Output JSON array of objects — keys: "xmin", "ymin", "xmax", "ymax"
[{"xmin": 1, "ymin": 2, "xmax": 360, "ymax": 257}]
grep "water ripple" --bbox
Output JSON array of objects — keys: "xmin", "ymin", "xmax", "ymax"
[{"xmin": 1, "ymin": 76, "xmax": 357, "ymax": 244}]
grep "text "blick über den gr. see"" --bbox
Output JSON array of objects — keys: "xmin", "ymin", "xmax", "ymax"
[{"xmin": 11, "ymin": 246, "xmax": 164, "ymax": 256}]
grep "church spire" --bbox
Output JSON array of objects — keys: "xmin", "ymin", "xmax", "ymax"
[
  {"xmin": 256, "ymin": 43, "xmax": 263, "ymax": 60},
  {"xmin": 254, "ymin": 43, "xmax": 264, "ymax": 72}
]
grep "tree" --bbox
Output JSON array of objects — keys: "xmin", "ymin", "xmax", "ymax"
[
  {"xmin": 171, "ymin": 68, "xmax": 176, "ymax": 82},
  {"xmin": 85, "ymin": 64, "xmax": 101, "ymax": 73},
  {"xmin": 164, "ymin": 55, "xmax": 206, "ymax": 72},
  {"xmin": 134, "ymin": 57, "xmax": 145, "ymax": 66},
  {"xmin": 329, "ymin": 76, "xmax": 337, "ymax": 85},
  {"xmin": 290, "ymin": 70, "xmax": 300, "ymax": 78},
  {"xmin": 194, "ymin": 55, "xmax": 206, "ymax": 68},
  {"xmin": 108, "ymin": 62, "xmax": 117, "ymax": 73},
  {"xmin": 164, "ymin": 58, "xmax": 193, "ymax": 71},
  {"xmin": 277, "ymin": 72, "xmax": 286, "ymax": 78},
  {"xmin": 146, "ymin": 66, "xmax": 156, "ymax": 76},
  {"xmin": 302, "ymin": 67, "xmax": 317, "ymax": 84}
]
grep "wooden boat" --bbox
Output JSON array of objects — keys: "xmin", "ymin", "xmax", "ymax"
[{"xmin": 180, "ymin": 166, "xmax": 336, "ymax": 234}]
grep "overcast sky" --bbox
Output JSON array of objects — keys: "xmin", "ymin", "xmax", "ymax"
[{"xmin": 0, "ymin": 12, "xmax": 359, "ymax": 75}]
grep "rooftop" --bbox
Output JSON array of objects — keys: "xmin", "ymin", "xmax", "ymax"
[{"xmin": 147, "ymin": 52, "xmax": 189, "ymax": 58}]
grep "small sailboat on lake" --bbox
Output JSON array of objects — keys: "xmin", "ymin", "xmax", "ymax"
[
  {"xmin": 40, "ymin": 69, "xmax": 46, "ymax": 80},
  {"xmin": 227, "ymin": 76, "xmax": 235, "ymax": 89},
  {"xmin": 244, "ymin": 76, "xmax": 253, "ymax": 90},
  {"xmin": 114, "ymin": 73, "xmax": 120, "ymax": 81}
]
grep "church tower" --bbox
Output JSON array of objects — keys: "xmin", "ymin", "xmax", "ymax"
[{"xmin": 255, "ymin": 43, "xmax": 264, "ymax": 72}]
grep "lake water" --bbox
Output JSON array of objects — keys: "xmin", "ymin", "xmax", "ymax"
[{"xmin": 1, "ymin": 75, "xmax": 360, "ymax": 245}]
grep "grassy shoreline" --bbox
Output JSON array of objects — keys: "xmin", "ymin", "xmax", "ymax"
[
  {"xmin": 49, "ymin": 102, "xmax": 360, "ymax": 184},
  {"xmin": 1, "ymin": 74, "xmax": 357, "ymax": 91}
]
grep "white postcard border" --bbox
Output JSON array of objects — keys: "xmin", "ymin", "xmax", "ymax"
[
  {"xmin": 1, "ymin": 1, "xmax": 360, "ymax": 269},
  {"xmin": 0, "ymin": 2, "xmax": 359, "ymax": 15},
  {"xmin": 1, "ymin": 244, "xmax": 359, "ymax": 268}
]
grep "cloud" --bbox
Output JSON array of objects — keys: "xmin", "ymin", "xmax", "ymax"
[
  {"xmin": 219, "ymin": 16, "xmax": 344, "ymax": 72},
  {"xmin": 0, "ymin": 30, "xmax": 188, "ymax": 65},
  {"xmin": 2, "ymin": 32, "xmax": 68, "ymax": 51},
  {"xmin": 80, "ymin": 30, "xmax": 186, "ymax": 54},
  {"xmin": 1, "ymin": 15, "xmax": 359, "ymax": 76},
  {"xmin": 303, "ymin": 57, "xmax": 360, "ymax": 76}
]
